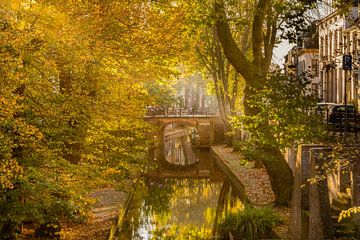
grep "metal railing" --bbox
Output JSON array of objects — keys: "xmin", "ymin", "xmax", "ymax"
[
  {"xmin": 318, "ymin": 108, "xmax": 360, "ymax": 138},
  {"xmin": 146, "ymin": 107, "xmax": 218, "ymax": 117}
]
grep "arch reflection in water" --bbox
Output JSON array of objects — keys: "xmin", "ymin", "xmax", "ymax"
[{"xmin": 163, "ymin": 124, "xmax": 199, "ymax": 166}]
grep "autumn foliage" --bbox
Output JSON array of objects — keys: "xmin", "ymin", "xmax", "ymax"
[{"xmin": 0, "ymin": 0, "xmax": 187, "ymax": 238}]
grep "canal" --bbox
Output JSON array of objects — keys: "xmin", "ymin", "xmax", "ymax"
[{"xmin": 116, "ymin": 125, "xmax": 243, "ymax": 239}]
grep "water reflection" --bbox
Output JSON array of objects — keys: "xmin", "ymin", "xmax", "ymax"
[
  {"xmin": 118, "ymin": 151, "xmax": 243, "ymax": 240},
  {"xmin": 119, "ymin": 179, "xmax": 221, "ymax": 239}
]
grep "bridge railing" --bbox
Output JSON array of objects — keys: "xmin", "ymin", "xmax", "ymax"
[{"xmin": 146, "ymin": 107, "xmax": 218, "ymax": 117}]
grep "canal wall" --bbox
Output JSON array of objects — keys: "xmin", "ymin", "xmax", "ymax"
[
  {"xmin": 210, "ymin": 147, "xmax": 248, "ymax": 204},
  {"xmin": 212, "ymin": 144, "xmax": 340, "ymax": 239},
  {"xmin": 210, "ymin": 145, "xmax": 275, "ymax": 207},
  {"xmin": 210, "ymin": 145, "xmax": 292, "ymax": 239},
  {"xmin": 108, "ymin": 181, "xmax": 139, "ymax": 240},
  {"xmin": 289, "ymin": 144, "xmax": 360, "ymax": 239}
]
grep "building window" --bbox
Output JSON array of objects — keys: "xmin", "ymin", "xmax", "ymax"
[
  {"xmin": 339, "ymin": 28, "xmax": 343, "ymax": 54},
  {"xmin": 325, "ymin": 35, "xmax": 329, "ymax": 60},
  {"xmin": 329, "ymin": 32, "xmax": 333, "ymax": 58},
  {"xmin": 320, "ymin": 37, "xmax": 324, "ymax": 59},
  {"xmin": 353, "ymin": 33, "xmax": 357, "ymax": 63},
  {"xmin": 311, "ymin": 59, "xmax": 319, "ymax": 77},
  {"xmin": 334, "ymin": 30, "xmax": 338, "ymax": 55},
  {"xmin": 311, "ymin": 83, "xmax": 318, "ymax": 94},
  {"xmin": 299, "ymin": 60, "xmax": 306, "ymax": 76}
]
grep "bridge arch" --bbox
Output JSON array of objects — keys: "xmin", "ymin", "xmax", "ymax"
[
  {"xmin": 144, "ymin": 115, "xmax": 223, "ymax": 147},
  {"xmin": 144, "ymin": 116, "xmax": 224, "ymax": 168}
]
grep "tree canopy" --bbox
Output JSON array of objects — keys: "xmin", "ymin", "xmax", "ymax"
[
  {"xmin": 2, "ymin": 0, "xmax": 352, "ymax": 238},
  {"xmin": 0, "ymin": 0, "xmax": 189, "ymax": 238}
]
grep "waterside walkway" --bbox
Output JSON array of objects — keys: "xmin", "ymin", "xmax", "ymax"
[
  {"xmin": 211, "ymin": 145, "xmax": 292, "ymax": 239},
  {"xmin": 60, "ymin": 189, "xmax": 127, "ymax": 240}
]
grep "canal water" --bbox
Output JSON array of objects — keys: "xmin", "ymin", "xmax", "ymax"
[{"xmin": 117, "ymin": 125, "xmax": 242, "ymax": 239}]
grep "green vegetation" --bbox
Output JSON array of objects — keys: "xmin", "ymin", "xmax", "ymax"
[
  {"xmin": 230, "ymin": 71, "xmax": 325, "ymax": 205},
  {"xmin": 2, "ymin": 0, "xmax": 357, "ymax": 238},
  {"xmin": 151, "ymin": 225, "xmax": 212, "ymax": 240},
  {"xmin": 217, "ymin": 207, "xmax": 282, "ymax": 240},
  {"xmin": 0, "ymin": 0, "xmax": 186, "ymax": 238},
  {"xmin": 231, "ymin": 72, "xmax": 325, "ymax": 157}
]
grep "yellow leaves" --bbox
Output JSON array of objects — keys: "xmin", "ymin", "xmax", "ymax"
[
  {"xmin": 103, "ymin": 167, "xmax": 121, "ymax": 175},
  {"xmin": 0, "ymin": 158, "xmax": 23, "ymax": 190},
  {"xmin": 14, "ymin": 118, "xmax": 43, "ymax": 141},
  {"xmin": 0, "ymin": 95, "xmax": 44, "ymax": 157},
  {"xmin": 338, "ymin": 206, "xmax": 360, "ymax": 222},
  {"xmin": 0, "ymin": 0, "xmax": 195, "ymax": 232},
  {"xmin": 0, "ymin": 96, "xmax": 17, "ymax": 119},
  {"xmin": 228, "ymin": 199, "xmax": 245, "ymax": 214},
  {"xmin": 1, "ymin": 0, "xmax": 22, "ymax": 13}
]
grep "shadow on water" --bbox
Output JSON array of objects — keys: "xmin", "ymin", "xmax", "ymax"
[{"xmin": 116, "ymin": 125, "xmax": 244, "ymax": 239}]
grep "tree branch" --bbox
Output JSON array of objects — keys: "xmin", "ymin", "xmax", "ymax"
[
  {"xmin": 252, "ymin": 0, "xmax": 270, "ymax": 68},
  {"xmin": 214, "ymin": 0, "xmax": 255, "ymax": 82}
]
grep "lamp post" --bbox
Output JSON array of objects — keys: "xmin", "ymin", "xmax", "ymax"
[
  {"xmin": 343, "ymin": 54, "xmax": 352, "ymax": 138},
  {"xmin": 343, "ymin": 54, "xmax": 352, "ymax": 105}
]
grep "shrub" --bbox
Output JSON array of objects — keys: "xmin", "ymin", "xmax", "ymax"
[{"xmin": 217, "ymin": 207, "xmax": 282, "ymax": 240}]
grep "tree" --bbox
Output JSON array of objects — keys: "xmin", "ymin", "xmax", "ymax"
[
  {"xmin": 231, "ymin": 71, "xmax": 325, "ymax": 168},
  {"xmin": 180, "ymin": 1, "xmax": 251, "ymax": 144},
  {"xmin": 196, "ymin": 30, "xmax": 245, "ymax": 144},
  {"xmin": 0, "ymin": 0, "xmax": 190, "ymax": 237},
  {"xmin": 213, "ymin": 0, "xmax": 317, "ymax": 206},
  {"xmin": 144, "ymin": 81, "xmax": 178, "ymax": 114}
]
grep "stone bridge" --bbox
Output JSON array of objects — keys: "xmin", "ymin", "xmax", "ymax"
[{"xmin": 143, "ymin": 115, "xmax": 224, "ymax": 147}]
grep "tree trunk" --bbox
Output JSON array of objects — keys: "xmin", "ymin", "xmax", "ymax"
[
  {"xmin": 260, "ymin": 144, "xmax": 294, "ymax": 206},
  {"xmin": 215, "ymin": 0, "xmax": 293, "ymax": 205},
  {"xmin": 244, "ymin": 84, "xmax": 294, "ymax": 205}
]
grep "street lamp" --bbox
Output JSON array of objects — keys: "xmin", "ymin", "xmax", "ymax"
[
  {"xmin": 342, "ymin": 54, "xmax": 352, "ymax": 138},
  {"xmin": 343, "ymin": 54, "xmax": 352, "ymax": 106}
]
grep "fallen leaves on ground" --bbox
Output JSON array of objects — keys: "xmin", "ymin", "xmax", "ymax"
[
  {"xmin": 60, "ymin": 188, "xmax": 127, "ymax": 240},
  {"xmin": 212, "ymin": 145, "xmax": 275, "ymax": 206}
]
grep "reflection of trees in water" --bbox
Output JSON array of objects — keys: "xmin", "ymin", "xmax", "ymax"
[
  {"xmin": 147, "ymin": 178, "xmax": 221, "ymax": 239},
  {"xmin": 145, "ymin": 179, "xmax": 219, "ymax": 216},
  {"xmin": 118, "ymin": 180, "xmax": 175, "ymax": 239},
  {"xmin": 119, "ymin": 151, "xmax": 237, "ymax": 239},
  {"xmin": 141, "ymin": 179, "xmax": 243, "ymax": 239},
  {"xmin": 213, "ymin": 180, "xmax": 244, "ymax": 238},
  {"xmin": 120, "ymin": 178, "xmax": 223, "ymax": 239},
  {"xmin": 144, "ymin": 178, "xmax": 176, "ymax": 215},
  {"xmin": 151, "ymin": 224, "xmax": 213, "ymax": 239}
]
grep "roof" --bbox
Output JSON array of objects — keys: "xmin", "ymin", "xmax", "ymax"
[
  {"xmin": 317, "ymin": 11, "xmax": 339, "ymax": 26},
  {"xmin": 297, "ymin": 49, "xmax": 319, "ymax": 56}
]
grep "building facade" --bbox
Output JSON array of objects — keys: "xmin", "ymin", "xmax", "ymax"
[
  {"xmin": 317, "ymin": 3, "xmax": 360, "ymax": 107},
  {"xmin": 343, "ymin": 20, "xmax": 360, "ymax": 107},
  {"xmin": 284, "ymin": 28, "xmax": 320, "ymax": 96}
]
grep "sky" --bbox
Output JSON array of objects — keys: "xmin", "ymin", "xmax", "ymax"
[
  {"xmin": 272, "ymin": 41, "xmax": 294, "ymax": 66},
  {"xmin": 271, "ymin": 1, "xmax": 334, "ymax": 67}
]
